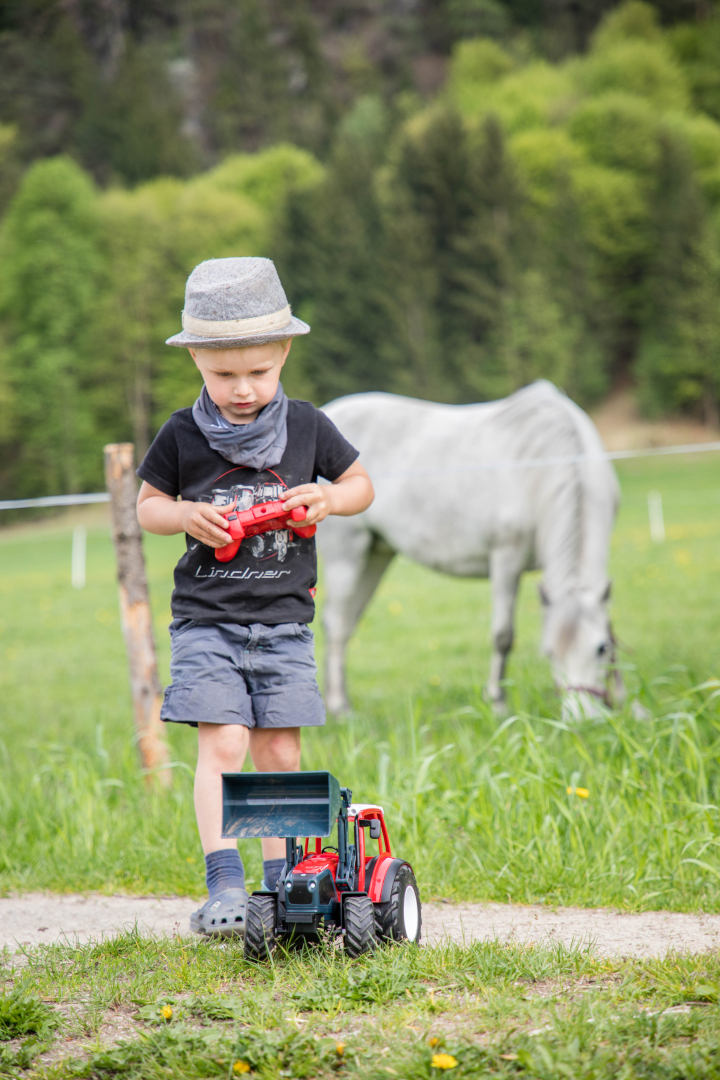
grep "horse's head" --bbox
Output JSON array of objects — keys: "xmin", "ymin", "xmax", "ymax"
[{"xmin": 540, "ymin": 580, "xmax": 621, "ymax": 719}]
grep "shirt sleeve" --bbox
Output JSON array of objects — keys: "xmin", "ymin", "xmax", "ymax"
[
  {"xmin": 136, "ymin": 416, "xmax": 181, "ymax": 497},
  {"xmin": 314, "ymin": 409, "xmax": 360, "ymax": 482}
]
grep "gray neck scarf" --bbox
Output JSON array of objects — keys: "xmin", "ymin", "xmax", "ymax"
[{"xmin": 192, "ymin": 383, "xmax": 288, "ymax": 469}]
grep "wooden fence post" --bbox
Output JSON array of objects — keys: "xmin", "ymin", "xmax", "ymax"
[{"xmin": 104, "ymin": 443, "xmax": 171, "ymax": 788}]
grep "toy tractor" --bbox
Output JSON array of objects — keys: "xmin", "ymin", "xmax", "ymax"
[{"xmin": 221, "ymin": 770, "xmax": 422, "ymax": 959}]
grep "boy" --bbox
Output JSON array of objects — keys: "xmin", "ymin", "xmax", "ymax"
[{"xmin": 136, "ymin": 257, "xmax": 374, "ymax": 937}]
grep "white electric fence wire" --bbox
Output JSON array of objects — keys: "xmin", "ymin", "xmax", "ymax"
[
  {"xmin": 647, "ymin": 490, "xmax": 666, "ymax": 544},
  {"xmin": 71, "ymin": 525, "xmax": 87, "ymax": 589},
  {"xmin": 0, "ymin": 492, "xmax": 110, "ymax": 511},
  {"xmin": 1, "ymin": 438, "xmax": 720, "ymax": 510},
  {"xmin": 371, "ymin": 439, "xmax": 720, "ymax": 480}
]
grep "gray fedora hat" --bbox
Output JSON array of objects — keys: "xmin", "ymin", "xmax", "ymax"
[{"xmin": 166, "ymin": 257, "xmax": 310, "ymax": 348}]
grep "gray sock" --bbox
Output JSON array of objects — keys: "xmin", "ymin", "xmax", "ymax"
[
  {"xmin": 205, "ymin": 848, "xmax": 245, "ymax": 898},
  {"xmin": 263, "ymin": 858, "xmax": 285, "ymax": 891}
]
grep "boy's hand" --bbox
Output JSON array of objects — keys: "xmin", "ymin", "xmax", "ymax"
[
  {"xmin": 281, "ymin": 484, "xmax": 332, "ymax": 527},
  {"xmin": 179, "ymin": 501, "xmax": 234, "ymax": 547},
  {"xmin": 281, "ymin": 464, "xmax": 374, "ymax": 526}
]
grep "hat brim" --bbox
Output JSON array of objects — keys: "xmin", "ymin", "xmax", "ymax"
[{"xmin": 165, "ymin": 315, "xmax": 310, "ymax": 349}]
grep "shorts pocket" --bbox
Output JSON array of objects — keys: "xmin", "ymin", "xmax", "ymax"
[{"xmin": 169, "ymin": 618, "xmax": 199, "ymax": 638}]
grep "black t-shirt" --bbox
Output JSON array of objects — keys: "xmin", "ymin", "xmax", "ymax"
[{"xmin": 137, "ymin": 400, "xmax": 359, "ymax": 625}]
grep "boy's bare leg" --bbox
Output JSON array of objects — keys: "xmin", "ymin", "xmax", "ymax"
[
  {"xmin": 194, "ymin": 724, "xmax": 301, "ymax": 858},
  {"xmin": 249, "ymin": 728, "xmax": 302, "ymax": 861},
  {"xmin": 194, "ymin": 723, "xmax": 250, "ymax": 854}
]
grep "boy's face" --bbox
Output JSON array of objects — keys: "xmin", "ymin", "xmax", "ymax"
[{"xmin": 190, "ymin": 339, "xmax": 292, "ymax": 425}]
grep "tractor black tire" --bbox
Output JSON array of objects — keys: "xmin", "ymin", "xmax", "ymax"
[
  {"xmin": 343, "ymin": 895, "xmax": 377, "ymax": 958},
  {"xmin": 374, "ymin": 865, "xmax": 422, "ymax": 945},
  {"xmin": 243, "ymin": 895, "xmax": 278, "ymax": 961}
]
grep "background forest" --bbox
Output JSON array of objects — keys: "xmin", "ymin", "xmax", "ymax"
[{"xmin": 1, "ymin": 0, "xmax": 720, "ymax": 499}]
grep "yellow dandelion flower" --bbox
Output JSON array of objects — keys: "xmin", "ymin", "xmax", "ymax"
[
  {"xmin": 160, "ymin": 1006, "xmax": 172, "ymax": 1019},
  {"xmin": 428, "ymin": 1036, "xmax": 441, "ymax": 1048},
  {"xmin": 431, "ymin": 1053, "xmax": 458, "ymax": 1069},
  {"xmin": 233, "ymin": 1061, "xmax": 251, "ymax": 1074},
  {"xmin": 336, "ymin": 1043, "xmax": 345, "ymax": 1056},
  {"xmin": 567, "ymin": 786, "xmax": 589, "ymax": 798}
]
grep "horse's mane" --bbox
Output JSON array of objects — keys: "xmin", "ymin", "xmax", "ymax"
[{"xmin": 495, "ymin": 381, "xmax": 584, "ymax": 598}]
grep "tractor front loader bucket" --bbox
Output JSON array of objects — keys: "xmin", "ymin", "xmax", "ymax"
[{"xmin": 222, "ymin": 770, "xmax": 344, "ymax": 839}]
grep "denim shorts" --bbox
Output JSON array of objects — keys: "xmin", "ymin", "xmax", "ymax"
[{"xmin": 161, "ymin": 620, "xmax": 326, "ymax": 729}]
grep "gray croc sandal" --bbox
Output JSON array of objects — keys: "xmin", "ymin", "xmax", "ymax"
[{"xmin": 190, "ymin": 887, "xmax": 249, "ymax": 938}]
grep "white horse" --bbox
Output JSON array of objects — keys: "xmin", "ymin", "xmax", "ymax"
[{"xmin": 318, "ymin": 381, "xmax": 622, "ymax": 718}]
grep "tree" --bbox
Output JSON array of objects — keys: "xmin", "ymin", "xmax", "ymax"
[
  {"xmin": 447, "ymin": 115, "xmax": 525, "ymax": 400},
  {"xmin": 381, "ymin": 106, "xmax": 477, "ymax": 401},
  {"xmin": 382, "ymin": 110, "xmax": 533, "ymax": 402},
  {"xmin": 669, "ymin": 15, "xmax": 720, "ymax": 124},
  {"xmin": 0, "ymin": 157, "xmax": 102, "ymax": 498},
  {"xmin": 635, "ymin": 130, "xmax": 720, "ymax": 423},
  {"xmin": 274, "ymin": 98, "xmax": 396, "ymax": 403}
]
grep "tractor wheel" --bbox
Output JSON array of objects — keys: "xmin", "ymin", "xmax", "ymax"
[
  {"xmin": 374, "ymin": 865, "xmax": 422, "ymax": 945},
  {"xmin": 343, "ymin": 895, "xmax": 377, "ymax": 957},
  {"xmin": 243, "ymin": 895, "xmax": 278, "ymax": 961}
]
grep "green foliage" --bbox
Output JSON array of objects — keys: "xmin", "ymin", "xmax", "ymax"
[
  {"xmin": 0, "ymin": 143, "xmax": 317, "ymax": 497},
  {"xmin": 0, "ymin": 124, "xmax": 20, "ymax": 215},
  {"xmin": 61, "ymin": 1023, "xmax": 339, "ymax": 1079},
  {"xmin": 90, "ymin": 172, "xmax": 265, "ymax": 459},
  {"xmin": 0, "ymin": 4, "xmax": 199, "ymax": 186},
  {"xmin": 0, "ymin": 0, "xmax": 712, "ymax": 190},
  {"xmin": 0, "ymin": 989, "xmax": 57, "ymax": 1041},
  {"xmin": 274, "ymin": 113, "xmax": 395, "ymax": 403},
  {"xmin": 635, "ymin": 132, "xmax": 720, "ymax": 419},
  {"xmin": 2, "ymin": 2, "xmax": 720, "ymax": 498},
  {"xmin": 591, "ymin": 0, "xmax": 664, "ymax": 48},
  {"xmin": 277, "ymin": 0, "xmax": 720, "ymax": 420},
  {"xmin": 668, "ymin": 13, "xmax": 720, "ymax": 122},
  {"xmin": 568, "ymin": 93, "xmax": 661, "ymax": 175},
  {"xmin": 580, "ymin": 38, "xmax": 690, "ymax": 110},
  {"xmin": 452, "ymin": 59, "xmax": 576, "ymax": 132},
  {"xmin": 206, "ymin": 143, "xmax": 323, "ymax": 211},
  {"xmin": 0, "ymin": 157, "xmax": 103, "ymax": 498},
  {"xmin": 447, "ymin": 38, "xmax": 516, "ymax": 111}
]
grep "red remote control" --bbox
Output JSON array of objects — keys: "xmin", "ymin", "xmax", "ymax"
[{"xmin": 215, "ymin": 500, "xmax": 316, "ymax": 563}]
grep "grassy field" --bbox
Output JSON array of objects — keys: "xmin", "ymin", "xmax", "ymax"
[
  {"xmin": 3, "ymin": 932, "xmax": 720, "ymax": 1078},
  {"xmin": 1, "ymin": 453, "xmax": 720, "ymax": 908}
]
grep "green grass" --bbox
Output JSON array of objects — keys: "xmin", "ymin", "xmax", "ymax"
[
  {"xmin": 2, "ymin": 932, "xmax": 720, "ymax": 1078},
  {"xmin": 2, "ymin": 455, "xmax": 720, "ymax": 906}
]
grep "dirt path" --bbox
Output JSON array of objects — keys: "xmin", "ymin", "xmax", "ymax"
[{"xmin": 2, "ymin": 894, "xmax": 720, "ymax": 958}]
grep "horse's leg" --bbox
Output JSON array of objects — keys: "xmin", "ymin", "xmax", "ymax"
[
  {"xmin": 321, "ymin": 525, "xmax": 395, "ymax": 714},
  {"xmin": 487, "ymin": 545, "xmax": 526, "ymax": 714}
]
